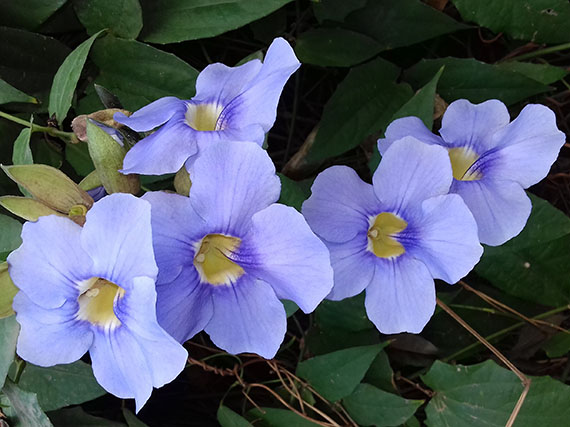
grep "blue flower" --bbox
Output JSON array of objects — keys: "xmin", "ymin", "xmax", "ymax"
[
  {"xmin": 8, "ymin": 193, "xmax": 187, "ymax": 412},
  {"xmin": 114, "ymin": 38, "xmax": 300, "ymax": 176},
  {"xmin": 143, "ymin": 142, "xmax": 333, "ymax": 359},
  {"xmin": 378, "ymin": 99, "xmax": 566, "ymax": 246},
  {"xmin": 302, "ymin": 138, "xmax": 483, "ymax": 334}
]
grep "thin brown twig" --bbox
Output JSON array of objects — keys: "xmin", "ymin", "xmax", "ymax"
[
  {"xmin": 437, "ymin": 298, "xmax": 531, "ymax": 427},
  {"xmin": 396, "ymin": 374, "xmax": 434, "ymax": 397}
]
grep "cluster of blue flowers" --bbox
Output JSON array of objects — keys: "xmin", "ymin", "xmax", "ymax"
[{"xmin": 7, "ymin": 37, "xmax": 565, "ymax": 410}]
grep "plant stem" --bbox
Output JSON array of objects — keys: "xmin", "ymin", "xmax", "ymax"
[
  {"xmin": 0, "ymin": 111, "xmax": 79, "ymax": 143},
  {"xmin": 443, "ymin": 304, "xmax": 570, "ymax": 362},
  {"xmin": 504, "ymin": 41, "xmax": 570, "ymax": 62}
]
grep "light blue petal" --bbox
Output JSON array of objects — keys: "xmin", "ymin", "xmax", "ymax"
[
  {"xmin": 365, "ymin": 256, "xmax": 435, "ymax": 334},
  {"xmin": 14, "ymin": 292, "xmax": 93, "ymax": 366},
  {"xmin": 439, "ymin": 99, "xmax": 510, "ymax": 151},
  {"xmin": 90, "ymin": 327, "xmax": 154, "ymax": 412},
  {"xmin": 326, "ymin": 233, "xmax": 377, "ymax": 300},
  {"xmin": 205, "ymin": 274, "xmax": 286, "ymax": 359},
  {"xmin": 121, "ymin": 119, "xmax": 197, "ymax": 175},
  {"xmin": 244, "ymin": 204, "xmax": 333, "ymax": 313},
  {"xmin": 451, "ymin": 178, "xmax": 532, "ymax": 246},
  {"xmin": 194, "ymin": 60, "xmax": 262, "ymax": 106},
  {"xmin": 372, "ymin": 137, "xmax": 452, "ymax": 213},
  {"xmin": 302, "ymin": 166, "xmax": 379, "ymax": 243},
  {"xmin": 192, "ymin": 124, "xmax": 267, "ymax": 153},
  {"xmin": 8, "ymin": 216, "xmax": 91, "ymax": 309},
  {"xmin": 114, "ymin": 97, "xmax": 186, "ymax": 132},
  {"xmin": 218, "ymin": 38, "xmax": 300, "ymax": 132},
  {"xmin": 378, "ymin": 116, "xmax": 443, "ymax": 155},
  {"xmin": 81, "ymin": 194, "xmax": 158, "ymax": 287},
  {"xmin": 155, "ymin": 267, "xmax": 214, "ymax": 343},
  {"xmin": 143, "ymin": 191, "xmax": 207, "ymax": 284},
  {"xmin": 190, "ymin": 142, "xmax": 280, "ymax": 233},
  {"xmin": 115, "ymin": 277, "xmax": 188, "ymax": 390},
  {"xmin": 406, "ymin": 194, "xmax": 482, "ymax": 284},
  {"xmin": 479, "ymin": 104, "xmax": 565, "ymax": 188}
]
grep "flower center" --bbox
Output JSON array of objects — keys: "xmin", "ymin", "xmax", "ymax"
[
  {"xmin": 448, "ymin": 147, "xmax": 482, "ymax": 181},
  {"xmin": 77, "ymin": 278, "xmax": 125, "ymax": 328},
  {"xmin": 185, "ymin": 103, "xmax": 223, "ymax": 131},
  {"xmin": 367, "ymin": 212, "xmax": 407, "ymax": 258},
  {"xmin": 194, "ymin": 234, "xmax": 245, "ymax": 285}
]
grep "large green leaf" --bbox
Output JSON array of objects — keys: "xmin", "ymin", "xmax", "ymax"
[
  {"xmin": 0, "ymin": 27, "xmax": 71, "ymax": 104},
  {"xmin": 475, "ymin": 194, "xmax": 570, "ymax": 307},
  {"xmin": 423, "ymin": 360, "xmax": 570, "ymax": 426},
  {"xmin": 343, "ymin": 0, "xmax": 468, "ymax": 50},
  {"xmin": 0, "ymin": 80, "xmax": 37, "ymax": 105},
  {"xmin": 305, "ymin": 58, "xmax": 412, "ymax": 166},
  {"xmin": 17, "ymin": 361, "xmax": 106, "ymax": 411},
  {"xmin": 343, "ymin": 383, "xmax": 422, "ymax": 427},
  {"xmin": 48, "ymin": 407, "xmax": 125, "ymax": 427},
  {"xmin": 451, "ymin": 0, "xmax": 570, "ymax": 44},
  {"xmin": 0, "ymin": 316, "xmax": 19, "ymax": 388},
  {"xmin": 90, "ymin": 35, "xmax": 199, "ymax": 111},
  {"xmin": 497, "ymin": 62, "xmax": 568, "ymax": 85},
  {"xmin": 296, "ymin": 344, "xmax": 383, "ymax": 402},
  {"xmin": 217, "ymin": 406, "xmax": 252, "ymax": 427},
  {"xmin": 277, "ymin": 174, "xmax": 310, "ymax": 212},
  {"xmin": 0, "ymin": 214, "xmax": 22, "ymax": 258},
  {"xmin": 48, "ymin": 31, "xmax": 104, "ymax": 124},
  {"xmin": 74, "ymin": 0, "xmax": 143, "ymax": 39},
  {"xmin": 295, "ymin": 28, "xmax": 382, "ymax": 67},
  {"xmin": 312, "ymin": 0, "xmax": 367, "ymax": 23},
  {"xmin": 247, "ymin": 408, "xmax": 320, "ymax": 426},
  {"xmin": 139, "ymin": 0, "xmax": 292, "ymax": 44},
  {"xmin": 1, "ymin": 380, "xmax": 53, "ymax": 427},
  {"xmin": 0, "ymin": 0, "xmax": 67, "ymax": 31}
]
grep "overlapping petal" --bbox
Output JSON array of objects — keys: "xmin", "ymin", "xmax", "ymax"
[
  {"xmin": 365, "ymin": 257, "xmax": 435, "ymax": 334},
  {"xmin": 244, "ymin": 204, "xmax": 333, "ymax": 313},
  {"xmin": 372, "ymin": 137, "xmax": 452, "ymax": 212},
  {"xmin": 81, "ymin": 194, "xmax": 158, "ymax": 286},
  {"xmin": 190, "ymin": 141, "xmax": 280, "ymax": 233},
  {"xmin": 378, "ymin": 116, "xmax": 444, "ymax": 155},
  {"xmin": 8, "ymin": 216, "xmax": 91, "ymax": 308},
  {"xmin": 302, "ymin": 166, "xmax": 379, "ymax": 243},
  {"xmin": 451, "ymin": 178, "xmax": 532, "ymax": 246},
  {"xmin": 205, "ymin": 274, "xmax": 286, "ymax": 359},
  {"xmin": 114, "ymin": 97, "xmax": 186, "ymax": 132}
]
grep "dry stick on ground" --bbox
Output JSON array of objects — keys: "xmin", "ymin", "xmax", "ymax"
[{"xmin": 436, "ymin": 298, "xmax": 531, "ymax": 427}]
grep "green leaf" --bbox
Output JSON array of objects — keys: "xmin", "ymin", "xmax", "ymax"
[
  {"xmin": 122, "ymin": 408, "xmax": 148, "ymax": 427},
  {"xmin": 316, "ymin": 293, "xmax": 373, "ymax": 332},
  {"xmin": 12, "ymin": 128, "xmax": 33, "ymax": 166},
  {"xmin": 305, "ymin": 58, "xmax": 412, "ymax": 166},
  {"xmin": 295, "ymin": 28, "xmax": 382, "ymax": 67},
  {"xmin": 343, "ymin": 0, "xmax": 468, "ymax": 50},
  {"xmin": 74, "ymin": 0, "xmax": 142, "ymax": 39},
  {"xmin": 0, "ymin": 263, "xmax": 18, "ymax": 318},
  {"xmin": 48, "ymin": 407, "xmax": 125, "ymax": 427},
  {"xmin": 475, "ymin": 194, "xmax": 570, "ymax": 307},
  {"xmin": 296, "ymin": 344, "xmax": 383, "ymax": 402},
  {"xmin": 0, "ymin": 0, "xmax": 67, "ymax": 31},
  {"xmin": 247, "ymin": 408, "xmax": 320, "ymax": 426},
  {"xmin": 49, "ymin": 30, "xmax": 104, "ymax": 124},
  {"xmin": 277, "ymin": 174, "xmax": 311, "ymax": 212},
  {"xmin": 90, "ymin": 35, "xmax": 199, "ymax": 111},
  {"xmin": 364, "ymin": 351, "xmax": 396, "ymax": 392},
  {"xmin": 0, "ymin": 214, "xmax": 22, "ymax": 256},
  {"xmin": 0, "ymin": 80, "xmax": 37, "ymax": 105},
  {"xmin": 0, "ymin": 27, "xmax": 71, "ymax": 104},
  {"xmin": 17, "ymin": 361, "xmax": 106, "ymax": 412},
  {"xmin": 1, "ymin": 380, "xmax": 53, "ymax": 427},
  {"xmin": 423, "ymin": 360, "xmax": 570, "ymax": 426},
  {"xmin": 139, "ymin": 0, "xmax": 293, "ymax": 44},
  {"xmin": 343, "ymin": 383, "xmax": 422, "ymax": 427},
  {"xmin": 282, "ymin": 300, "xmax": 299, "ymax": 318},
  {"xmin": 66, "ymin": 142, "xmax": 95, "ymax": 177},
  {"xmin": 543, "ymin": 332, "xmax": 570, "ymax": 358},
  {"xmin": 217, "ymin": 406, "xmax": 252, "ymax": 427},
  {"xmin": 312, "ymin": 0, "xmax": 367, "ymax": 23},
  {"xmin": 86, "ymin": 120, "xmax": 139, "ymax": 194},
  {"xmin": 497, "ymin": 61, "xmax": 568, "ymax": 85},
  {"xmin": 0, "ymin": 316, "xmax": 19, "ymax": 388},
  {"xmin": 404, "ymin": 57, "xmax": 550, "ymax": 106},
  {"xmin": 451, "ymin": 0, "xmax": 570, "ymax": 44}
]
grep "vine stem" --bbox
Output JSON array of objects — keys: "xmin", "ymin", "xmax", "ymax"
[
  {"xmin": 0, "ymin": 111, "xmax": 79, "ymax": 143},
  {"xmin": 436, "ymin": 298, "xmax": 530, "ymax": 427},
  {"xmin": 502, "ymin": 41, "xmax": 570, "ymax": 62}
]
